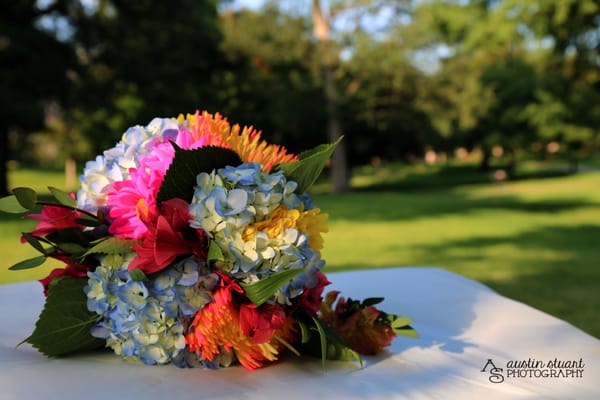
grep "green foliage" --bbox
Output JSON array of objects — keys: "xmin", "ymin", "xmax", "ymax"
[
  {"xmin": 240, "ymin": 268, "xmax": 303, "ymax": 307},
  {"xmin": 156, "ymin": 145, "xmax": 242, "ymax": 204},
  {"xmin": 277, "ymin": 138, "xmax": 342, "ymax": 193},
  {"xmin": 22, "ymin": 277, "xmax": 105, "ymax": 357}
]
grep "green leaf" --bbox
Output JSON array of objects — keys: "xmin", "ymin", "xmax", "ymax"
[
  {"xmin": 12, "ymin": 187, "xmax": 37, "ymax": 210},
  {"xmin": 21, "ymin": 232, "xmax": 47, "ymax": 255},
  {"xmin": 22, "ymin": 277, "xmax": 105, "ymax": 357},
  {"xmin": 277, "ymin": 137, "xmax": 342, "ymax": 193},
  {"xmin": 58, "ymin": 242, "xmax": 87, "ymax": 254},
  {"xmin": 240, "ymin": 268, "xmax": 303, "ymax": 306},
  {"xmin": 82, "ymin": 237, "xmax": 139, "ymax": 257},
  {"xmin": 386, "ymin": 314, "xmax": 419, "ymax": 338},
  {"xmin": 157, "ymin": 144, "xmax": 242, "ymax": 204},
  {"xmin": 361, "ymin": 297, "xmax": 384, "ymax": 307},
  {"xmin": 207, "ymin": 241, "xmax": 225, "ymax": 262},
  {"xmin": 0, "ymin": 195, "xmax": 30, "ymax": 213},
  {"xmin": 298, "ymin": 319, "xmax": 311, "ymax": 344},
  {"xmin": 48, "ymin": 187, "xmax": 76, "ymax": 207},
  {"xmin": 75, "ymin": 215, "xmax": 101, "ymax": 227},
  {"xmin": 129, "ymin": 268, "xmax": 148, "ymax": 281},
  {"xmin": 311, "ymin": 316, "xmax": 328, "ymax": 367},
  {"xmin": 296, "ymin": 314, "xmax": 362, "ymax": 367},
  {"xmin": 8, "ymin": 256, "xmax": 47, "ymax": 271}
]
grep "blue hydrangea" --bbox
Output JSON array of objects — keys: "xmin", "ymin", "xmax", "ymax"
[
  {"xmin": 188, "ymin": 162, "xmax": 325, "ymax": 305},
  {"xmin": 84, "ymin": 254, "xmax": 218, "ymax": 365}
]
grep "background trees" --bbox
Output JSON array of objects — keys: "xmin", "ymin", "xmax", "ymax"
[{"xmin": 1, "ymin": 0, "xmax": 598, "ymax": 194}]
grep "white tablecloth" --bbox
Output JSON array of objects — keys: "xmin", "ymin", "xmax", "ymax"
[{"xmin": 1, "ymin": 267, "xmax": 599, "ymax": 400}]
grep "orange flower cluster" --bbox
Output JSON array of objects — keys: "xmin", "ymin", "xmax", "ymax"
[
  {"xmin": 186, "ymin": 278, "xmax": 296, "ymax": 370},
  {"xmin": 178, "ymin": 111, "xmax": 298, "ymax": 172}
]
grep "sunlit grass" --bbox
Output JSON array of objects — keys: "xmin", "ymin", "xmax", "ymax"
[{"xmin": 1, "ymin": 166, "xmax": 599, "ymax": 338}]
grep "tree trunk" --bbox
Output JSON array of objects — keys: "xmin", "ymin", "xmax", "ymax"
[
  {"xmin": 65, "ymin": 157, "xmax": 77, "ymax": 191},
  {"xmin": 312, "ymin": 0, "xmax": 350, "ymax": 193}
]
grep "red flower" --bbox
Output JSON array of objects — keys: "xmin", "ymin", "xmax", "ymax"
[
  {"xmin": 240, "ymin": 303, "xmax": 287, "ymax": 344},
  {"xmin": 291, "ymin": 272, "xmax": 330, "ymax": 316},
  {"xmin": 24, "ymin": 197, "xmax": 83, "ymax": 239},
  {"xmin": 128, "ymin": 198, "xmax": 207, "ymax": 274},
  {"xmin": 39, "ymin": 262, "xmax": 89, "ymax": 296}
]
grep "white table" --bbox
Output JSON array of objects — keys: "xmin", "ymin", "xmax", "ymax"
[{"xmin": 1, "ymin": 267, "xmax": 599, "ymax": 400}]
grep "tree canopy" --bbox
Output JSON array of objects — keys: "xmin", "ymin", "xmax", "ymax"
[{"xmin": 1, "ymin": 0, "xmax": 599, "ymax": 194}]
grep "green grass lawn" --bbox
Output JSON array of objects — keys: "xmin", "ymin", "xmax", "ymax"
[{"xmin": 1, "ymin": 166, "xmax": 599, "ymax": 338}]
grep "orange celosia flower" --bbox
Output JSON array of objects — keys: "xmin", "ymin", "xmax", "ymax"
[
  {"xmin": 186, "ymin": 280, "xmax": 296, "ymax": 370},
  {"xmin": 177, "ymin": 111, "xmax": 298, "ymax": 171}
]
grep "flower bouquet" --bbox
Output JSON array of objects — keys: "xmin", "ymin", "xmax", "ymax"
[{"xmin": 0, "ymin": 111, "xmax": 417, "ymax": 370}]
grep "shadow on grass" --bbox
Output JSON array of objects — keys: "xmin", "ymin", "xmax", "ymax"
[
  {"xmin": 403, "ymin": 224, "xmax": 600, "ymax": 339},
  {"xmin": 352, "ymin": 164, "xmax": 574, "ymax": 192},
  {"xmin": 315, "ymin": 191, "xmax": 597, "ymax": 223}
]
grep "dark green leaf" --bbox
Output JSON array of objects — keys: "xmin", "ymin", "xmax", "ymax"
[
  {"xmin": 276, "ymin": 137, "xmax": 342, "ymax": 193},
  {"xmin": 22, "ymin": 277, "xmax": 105, "ymax": 357},
  {"xmin": 46, "ymin": 228, "xmax": 88, "ymax": 247},
  {"xmin": 75, "ymin": 216, "xmax": 101, "ymax": 227},
  {"xmin": 8, "ymin": 256, "xmax": 47, "ymax": 271},
  {"xmin": 21, "ymin": 232, "xmax": 47, "ymax": 254},
  {"xmin": 129, "ymin": 268, "xmax": 148, "ymax": 281},
  {"xmin": 240, "ymin": 268, "xmax": 303, "ymax": 306},
  {"xmin": 157, "ymin": 144, "xmax": 242, "ymax": 204},
  {"xmin": 82, "ymin": 237, "xmax": 139, "ymax": 257},
  {"xmin": 58, "ymin": 243, "xmax": 87, "ymax": 254},
  {"xmin": 361, "ymin": 297, "xmax": 384, "ymax": 307},
  {"xmin": 0, "ymin": 195, "xmax": 30, "ymax": 213},
  {"xmin": 48, "ymin": 187, "xmax": 76, "ymax": 207},
  {"xmin": 12, "ymin": 187, "xmax": 37, "ymax": 210}
]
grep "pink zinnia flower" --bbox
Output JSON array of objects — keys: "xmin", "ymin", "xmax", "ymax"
[{"xmin": 106, "ymin": 130, "xmax": 211, "ymax": 239}]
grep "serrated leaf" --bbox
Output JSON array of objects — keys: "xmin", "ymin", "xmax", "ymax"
[
  {"xmin": 277, "ymin": 137, "xmax": 342, "ymax": 193},
  {"xmin": 82, "ymin": 237, "xmax": 139, "ymax": 257},
  {"xmin": 129, "ymin": 268, "xmax": 148, "ymax": 281},
  {"xmin": 240, "ymin": 268, "xmax": 303, "ymax": 306},
  {"xmin": 157, "ymin": 144, "xmax": 242, "ymax": 204},
  {"xmin": 21, "ymin": 232, "xmax": 47, "ymax": 254},
  {"xmin": 0, "ymin": 195, "xmax": 30, "ymax": 213},
  {"xmin": 48, "ymin": 187, "xmax": 76, "ymax": 207},
  {"xmin": 8, "ymin": 255, "xmax": 47, "ymax": 271},
  {"xmin": 12, "ymin": 187, "xmax": 37, "ymax": 210},
  {"xmin": 22, "ymin": 277, "xmax": 104, "ymax": 357}
]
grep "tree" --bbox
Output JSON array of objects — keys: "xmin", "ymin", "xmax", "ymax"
[
  {"xmin": 66, "ymin": 0, "xmax": 224, "ymax": 155},
  {"xmin": 0, "ymin": 0, "xmax": 75, "ymax": 195}
]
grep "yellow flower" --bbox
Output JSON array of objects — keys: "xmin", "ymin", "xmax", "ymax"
[{"xmin": 242, "ymin": 205, "xmax": 328, "ymax": 251}]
